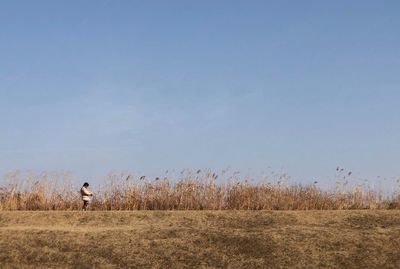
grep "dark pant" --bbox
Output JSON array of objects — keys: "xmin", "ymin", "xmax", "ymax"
[{"xmin": 82, "ymin": 200, "xmax": 89, "ymax": 211}]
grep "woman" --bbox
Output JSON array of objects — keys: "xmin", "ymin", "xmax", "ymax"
[{"xmin": 80, "ymin": 182, "xmax": 93, "ymax": 211}]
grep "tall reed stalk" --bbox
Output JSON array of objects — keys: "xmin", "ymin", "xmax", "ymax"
[{"xmin": 1, "ymin": 170, "xmax": 399, "ymax": 210}]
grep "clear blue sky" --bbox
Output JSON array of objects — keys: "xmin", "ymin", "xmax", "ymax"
[{"xmin": 0, "ymin": 1, "xmax": 399, "ymax": 184}]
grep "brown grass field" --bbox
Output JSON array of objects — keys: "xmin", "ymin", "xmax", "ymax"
[
  {"xmin": 0, "ymin": 210, "xmax": 400, "ymax": 269},
  {"xmin": 1, "ymin": 170, "xmax": 399, "ymax": 211},
  {"xmin": 1, "ymin": 171, "xmax": 400, "ymax": 268}
]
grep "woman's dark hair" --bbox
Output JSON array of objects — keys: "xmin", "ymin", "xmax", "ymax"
[{"xmin": 83, "ymin": 182, "xmax": 89, "ymax": 187}]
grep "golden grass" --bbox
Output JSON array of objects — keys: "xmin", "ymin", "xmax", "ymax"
[
  {"xmin": 1, "ymin": 169, "xmax": 399, "ymax": 210},
  {"xmin": 1, "ymin": 211, "xmax": 400, "ymax": 268}
]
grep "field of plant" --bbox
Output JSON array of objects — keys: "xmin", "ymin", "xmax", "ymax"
[
  {"xmin": 1, "ymin": 169, "xmax": 399, "ymax": 211},
  {"xmin": 1, "ymin": 210, "xmax": 400, "ymax": 268},
  {"xmin": 1, "ymin": 170, "xmax": 400, "ymax": 268}
]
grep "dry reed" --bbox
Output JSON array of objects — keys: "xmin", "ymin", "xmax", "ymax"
[{"xmin": 1, "ymin": 169, "xmax": 399, "ymax": 210}]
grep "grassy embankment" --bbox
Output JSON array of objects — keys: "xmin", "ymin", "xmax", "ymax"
[{"xmin": 1, "ymin": 210, "xmax": 400, "ymax": 269}]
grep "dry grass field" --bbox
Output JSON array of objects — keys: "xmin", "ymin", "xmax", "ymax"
[
  {"xmin": 1, "ymin": 210, "xmax": 400, "ymax": 269},
  {"xmin": 1, "ymin": 171, "xmax": 400, "ymax": 268},
  {"xmin": 1, "ymin": 170, "xmax": 400, "ymax": 211}
]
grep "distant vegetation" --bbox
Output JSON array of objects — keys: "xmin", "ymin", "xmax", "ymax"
[{"xmin": 1, "ymin": 169, "xmax": 399, "ymax": 210}]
